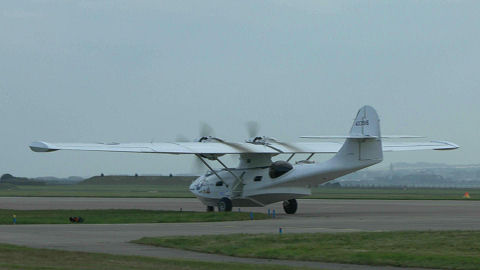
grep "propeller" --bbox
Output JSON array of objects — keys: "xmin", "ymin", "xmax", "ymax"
[
  {"xmin": 175, "ymin": 123, "xmax": 216, "ymax": 143},
  {"xmin": 192, "ymin": 156, "xmax": 206, "ymax": 175},
  {"xmin": 246, "ymin": 121, "xmax": 260, "ymax": 138},
  {"xmin": 245, "ymin": 121, "xmax": 302, "ymax": 152},
  {"xmin": 175, "ymin": 123, "xmax": 217, "ymax": 174},
  {"xmin": 246, "ymin": 121, "xmax": 275, "ymax": 143},
  {"xmin": 199, "ymin": 122, "xmax": 214, "ymax": 138}
]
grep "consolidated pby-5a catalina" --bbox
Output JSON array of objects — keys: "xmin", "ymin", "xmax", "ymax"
[{"xmin": 30, "ymin": 106, "xmax": 458, "ymax": 214}]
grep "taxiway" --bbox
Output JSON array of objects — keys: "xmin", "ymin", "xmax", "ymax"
[{"xmin": 1, "ymin": 198, "xmax": 478, "ymax": 270}]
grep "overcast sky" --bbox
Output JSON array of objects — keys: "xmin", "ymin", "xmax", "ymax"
[{"xmin": 1, "ymin": 0, "xmax": 478, "ymax": 177}]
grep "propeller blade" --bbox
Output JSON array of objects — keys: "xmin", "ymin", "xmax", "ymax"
[
  {"xmin": 246, "ymin": 121, "xmax": 259, "ymax": 138},
  {"xmin": 267, "ymin": 137, "xmax": 303, "ymax": 152},
  {"xmin": 200, "ymin": 122, "xmax": 215, "ymax": 138},
  {"xmin": 192, "ymin": 157, "xmax": 205, "ymax": 174}
]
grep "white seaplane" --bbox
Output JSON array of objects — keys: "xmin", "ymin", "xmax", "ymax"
[{"xmin": 30, "ymin": 106, "xmax": 458, "ymax": 214}]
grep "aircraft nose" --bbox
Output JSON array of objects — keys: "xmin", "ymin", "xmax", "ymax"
[{"xmin": 189, "ymin": 177, "xmax": 201, "ymax": 191}]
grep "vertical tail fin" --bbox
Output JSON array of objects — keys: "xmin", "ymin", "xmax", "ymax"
[
  {"xmin": 289, "ymin": 106, "xmax": 384, "ymax": 185},
  {"xmin": 332, "ymin": 106, "xmax": 383, "ymax": 166},
  {"xmin": 349, "ymin": 105, "xmax": 381, "ymax": 139}
]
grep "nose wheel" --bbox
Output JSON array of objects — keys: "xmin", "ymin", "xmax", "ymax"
[
  {"xmin": 206, "ymin": 206, "xmax": 214, "ymax": 212},
  {"xmin": 217, "ymin": 197, "xmax": 233, "ymax": 212},
  {"xmin": 283, "ymin": 199, "xmax": 298, "ymax": 214}
]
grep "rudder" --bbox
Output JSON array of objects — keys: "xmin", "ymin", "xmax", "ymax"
[
  {"xmin": 332, "ymin": 106, "xmax": 383, "ymax": 165},
  {"xmin": 349, "ymin": 105, "xmax": 381, "ymax": 139}
]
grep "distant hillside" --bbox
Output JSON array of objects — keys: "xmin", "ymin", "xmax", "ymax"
[
  {"xmin": 0, "ymin": 174, "xmax": 46, "ymax": 186},
  {"xmin": 80, "ymin": 175, "xmax": 197, "ymax": 185},
  {"xmin": 34, "ymin": 176, "xmax": 84, "ymax": 184}
]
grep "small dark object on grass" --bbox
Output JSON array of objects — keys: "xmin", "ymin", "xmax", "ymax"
[{"xmin": 69, "ymin": 216, "xmax": 84, "ymax": 223}]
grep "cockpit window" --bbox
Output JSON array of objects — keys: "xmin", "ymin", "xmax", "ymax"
[
  {"xmin": 215, "ymin": 181, "xmax": 223, "ymax": 186},
  {"xmin": 254, "ymin": 176, "xmax": 262, "ymax": 182}
]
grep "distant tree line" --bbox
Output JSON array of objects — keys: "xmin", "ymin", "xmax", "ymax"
[{"xmin": 0, "ymin": 174, "xmax": 46, "ymax": 186}]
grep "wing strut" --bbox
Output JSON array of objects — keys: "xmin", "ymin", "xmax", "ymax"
[
  {"xmin": 286, "ymin": 153, "xmax": 295, "ymax": 162},
  {"xmin": 195, "ymin": 155, "xmax": 229, "ymax": 188},
  {"xmin": 306, "ymin": 153, "xmax": 315, "ymax": 160},
  {"xmin": 214, "ymin": 157, "xmax": 244, "ymax": 198}
]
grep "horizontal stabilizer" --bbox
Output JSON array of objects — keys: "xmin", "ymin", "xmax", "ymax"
[
  {"xmin": 383, "ymin": 140, "xmax": 459, "ymax": 151},
  {"xmin": 300, "ymin": 135, "xmax": 425, "ymax": 139}
]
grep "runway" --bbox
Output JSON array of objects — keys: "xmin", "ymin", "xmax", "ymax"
[
  {"xmin": 2, "ymin": 197, "xmax": 480, "ymax": 231},
  {"xmin": 1, "ymin": 198, "xmax": 479, "ymax": 269}
]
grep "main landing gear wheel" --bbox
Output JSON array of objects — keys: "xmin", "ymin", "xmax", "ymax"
[
  {"xmin": 217, "ymin": 197, "xmax": 233, "ymax": 212},
  {"xmin": 283, "ymin": 199, "xmax": 298, "ymax": 214},
  {"xmin": 206, "ymin": 206, "xmax": 214, "ymax": 212}
]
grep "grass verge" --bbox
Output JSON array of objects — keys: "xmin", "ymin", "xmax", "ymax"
[
  {"xmin": 0, "ymin": 184, "xmax": 193, "ymax": 198},
  {"xmin": 0, "ymin": 243, "xmax": 311, "ymax": 270},
  {"xmin": 0, "ymin": 209, "xmax": 268, "ymax": 224},
  {"xmin": 308, "ymin": 187, "xmax": 479, "ymax": 200},
  {"xmin": 134, "ymin": 231, "xmax": 480, "ymax": 270}
]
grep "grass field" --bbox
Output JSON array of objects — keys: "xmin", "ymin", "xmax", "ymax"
[
  {"xmin": 0, "ymin": 184, "xmax": 478, "ymax": 200},
  {"xmin": 0, "ymin": 184, "xmax": 192, "ymax": 198},
  {"xmin": 0, "ymin": 209, "xmax": 268, "ymax": 224},
  {"xmin": 0, "ymin": 243, "xmax": 311, "ymax": 270},
  {"xmin": 135, "ymin": 231, "xmax": 480, "ymax": 270},
  {"xmin": 308, "ymin": 187, "xmax": 478, "ymax": 200}
]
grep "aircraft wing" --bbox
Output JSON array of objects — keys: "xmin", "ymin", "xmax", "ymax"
[
  {"xmin": 29, "ymin": 141, "xmax": 342, "ymax": 154},
  {"xmin": 30, "ymin": 140, "xmax": 457, "ymax": 155}
]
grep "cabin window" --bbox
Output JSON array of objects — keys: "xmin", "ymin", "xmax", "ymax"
[
  {"xmin": 254, "ymin": 176, "xmax": 262, "ymax": 182},
  {"xmin": 215, "ymin": 181, "xmax": 223, "ymax": 186},
  {"xmin": 269, "ymin": 161, "xmax": 293, "ymax": 179}
]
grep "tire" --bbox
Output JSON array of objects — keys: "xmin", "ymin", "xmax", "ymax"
[
  {"xmin": 206, "ymin": 206, "xmax": 214, "ymax": 212},
  {"xmin": 217, "ymin": 197, "xmax": 233, "ymax": 212},
  {"xmin": 283, "ymin": 199, "xmax": 298, "ymax": 214}
]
